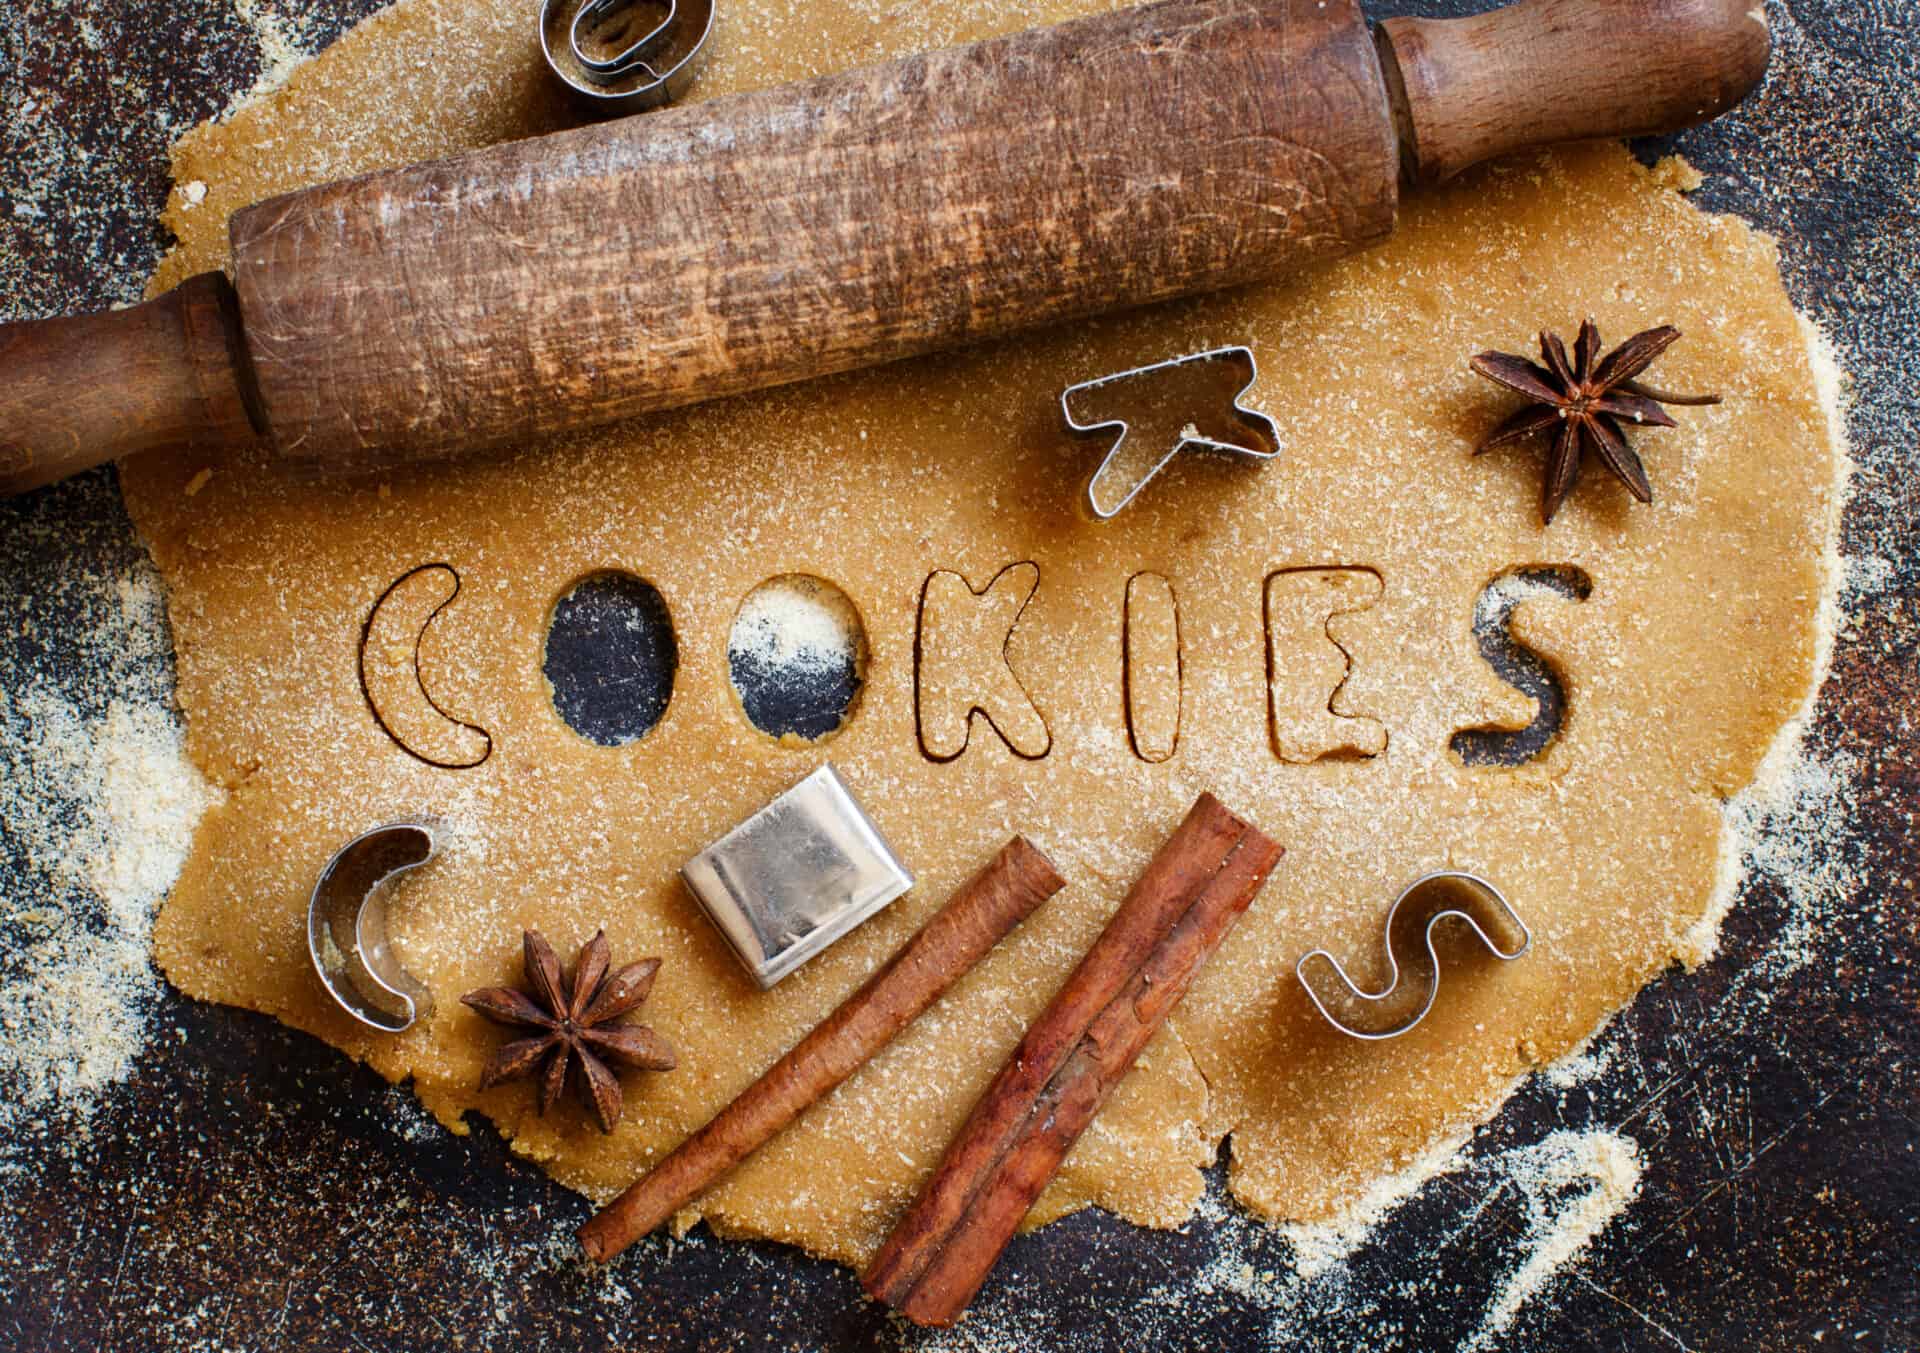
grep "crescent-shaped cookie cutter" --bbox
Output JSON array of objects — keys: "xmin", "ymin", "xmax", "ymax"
[
  {"xmin": 1296, "ymin": 872, "xmax": 1530, "ymax": 1041},
  {"xmin": 1060, "ymin": 345, "xmax": 1282, "ymax": 520},
  {"xmin": 306, "ymin": 821, "xmax": 441, "ymax": 1033},
  {"xmin": 540, "ymin": 0, "xmax": 715, "ymax": 115}
]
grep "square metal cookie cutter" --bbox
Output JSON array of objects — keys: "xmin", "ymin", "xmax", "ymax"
[{"xmin": 681, "ymin": 764, "xmax": 915, "ymax": 988}]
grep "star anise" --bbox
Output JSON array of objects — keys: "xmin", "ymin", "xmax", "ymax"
[
  {"xmin": 461, "ymin": 929, "xmax": 676, "ymax": 1133},
  {"xmin": 1470, "ymin": 320, "xmax": 1720, "ymax": 524}
]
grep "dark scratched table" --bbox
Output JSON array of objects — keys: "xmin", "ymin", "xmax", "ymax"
[{"xmin": 2, "ymin": 2, "xmax": 1916, "ymax": 1349}]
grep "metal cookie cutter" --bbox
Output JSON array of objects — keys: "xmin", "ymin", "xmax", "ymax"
[
  {"xmin": 681, "ymin": 764, "xmax": 914, "ymax": 989},
  {"xmin": 307, "ymin": 821, "xmax": 440, "ymax": 1032},
  {"xmin": 1296, "ymin": 872, "xmax": 1530, "ymax": 1041},
  {"xmin": 1061, "ymin": 345, "xmax": 1281, "ymax": 520},
  {"xmin": 540, "ymin": 0, "xmax": 715, "ymax": 116}
]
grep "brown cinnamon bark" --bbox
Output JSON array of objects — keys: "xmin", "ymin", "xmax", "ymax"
[
  {"xmin": 577, "ymin": 836, "xmax": 1065, "ymax": 1264},
  {"xmin": 862, "ymin": 794, "xmax": 1282, "ymax": 1326}
]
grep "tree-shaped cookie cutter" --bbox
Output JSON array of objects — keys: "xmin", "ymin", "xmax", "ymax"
[
  {"xmin": 1060, "ymin": 345, "xmax": 1282, "ymax": 520},
  {"xmin": 306, "ymin": 821, "xmax": 441, "ymax": 1032},
  {"xmin": 1296, "ymin": 872, "xmax": 1530, "ymax": 1040}
]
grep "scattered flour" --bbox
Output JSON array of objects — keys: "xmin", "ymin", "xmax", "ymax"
[
  {"xmin": 1127, "ymin": 1127, "xmax": 1643, "ymax": 1352},
  {"xmin": 727, "ymin": 573, "xmax": 867, "ymax": 678},
  {"xmin": 1542, "ymin": 1021, "xmax": 1617, "ymax": 1089},
  {"xmin": 0, "ymin": 562, "xmax": 220, "ymax": 1177},
  {"xmin": 375, "ymin": 1081, "xmax": 452, "ymax": 1145},
  {"xmin": 1693, "ymin": 749, "xmax": 1860, "ymax": 978},
  {"xmin": 226, "ymin": 0, "xmax": 318, "ymax": 115},
  {"xmin": 1278, "ymin": 1122, "xmax": 1480, "ymax": 1279},
  {"xmin": 1464, "ymin": 1131, "xmax": 1645, "ymax": 1350}
]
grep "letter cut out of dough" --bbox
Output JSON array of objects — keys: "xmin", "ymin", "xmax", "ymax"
[
  {"xmin": 1451, "ymin": 565, "xmax": 1593, "ymax": 767},
  {"xmin": 359, "ymin": 564, "xmax": 494, "ymax": 769},
  {"xmin": 1264, "ymin": 566, "xmax": 1387, "ymax": 765},
  {"xmin": 914, "ymin": 563, "xmax": 1052, "ymax": 762},
  {"xmin": 1124, "ymin": 572, "xmax": 1182, "ymax": 763}
]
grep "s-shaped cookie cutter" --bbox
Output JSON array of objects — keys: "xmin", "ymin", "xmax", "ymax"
[
  {"xmin": 540, "ymin": 0, "xmax": 715, "ymax": 115},
  {"xmin": 1060, "ymin": 345, "xmax": 1282, "ymax": 520},
  {"xmin": 307, "ymin": 821, "xmax": 441, "ymax": 1033},
  {"xmin": 1296, "ymin": 872, "xmax": 1530, "ymax": 1040}
]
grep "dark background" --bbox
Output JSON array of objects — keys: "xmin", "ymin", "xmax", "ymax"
[{"xmin": 2, "ymin": 1, "xmax": 1916, "ymax": 1348}]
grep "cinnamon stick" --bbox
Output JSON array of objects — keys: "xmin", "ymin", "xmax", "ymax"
[
  {"xmin": 577, "ymin": 836, "xmax": 1066, "ymax": 1264},
  {"xmin": 862, "ymin": 794, "xmax": 1282, "ymax": 1326}
]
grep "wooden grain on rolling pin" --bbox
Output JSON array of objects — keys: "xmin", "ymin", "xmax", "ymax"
[
  {"xmin": 0, "ymin": 0, "xmax": 1769, "ymax": 496},
  {"xmin": 230, "ymin": 0, "xmax": 1395, "ymax": 474}
]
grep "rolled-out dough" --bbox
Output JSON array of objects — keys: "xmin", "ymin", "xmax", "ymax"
[{"xmin": 129, "ymin": 0, "xmax": 1838, "ymax": 1268}]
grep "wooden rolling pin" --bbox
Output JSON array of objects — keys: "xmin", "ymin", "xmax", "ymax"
[{"xmin": 0, "ymin": 0, "xmax": 1769, "ymax": 496}]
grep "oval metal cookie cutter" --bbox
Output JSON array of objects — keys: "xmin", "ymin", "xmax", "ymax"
[
  {"xmin": 307, "ymin": 821, "xmax": 441, "ymax": 1033},
  {"xmin": 540, "ymin": 0, "xmax": 715, "ymax": 116},
  {"xmin": 1295, "ymin": 872, "xmax": 1530, "ymax": 1041}
]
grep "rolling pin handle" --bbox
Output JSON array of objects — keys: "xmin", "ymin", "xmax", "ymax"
[
  {"xmin": 0, "ymin": 271, "xmax": 264, "ymax": 498},
  {"xmin": 1376, "ymin": 0, "xmax": 1772, "ymax": 184}
]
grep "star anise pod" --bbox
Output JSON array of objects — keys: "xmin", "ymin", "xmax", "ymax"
[
  {"xmin": 1470, "ymin": 320, "xmax": 1720, "ymax": 524},
  {"xmin": 461, "ymin": 929, "xmax": 676, "ymax": 1133}
]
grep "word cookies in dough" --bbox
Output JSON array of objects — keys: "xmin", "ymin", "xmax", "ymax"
[{"xmin": 131, "ymin": 0, "xmax": 1838, "ymax": 1268}]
